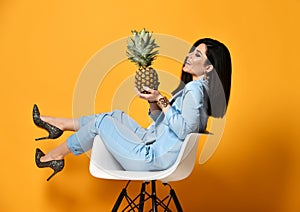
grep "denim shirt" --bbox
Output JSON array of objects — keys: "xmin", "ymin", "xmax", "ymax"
[{"xmin": 144, "ymin": 78, "xmax": 209, "ymax": 145}]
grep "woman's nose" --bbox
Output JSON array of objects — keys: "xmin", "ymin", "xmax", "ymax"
[{"xmin": 187, "ymin": 52, "xmax": 193, "ymax": 59}]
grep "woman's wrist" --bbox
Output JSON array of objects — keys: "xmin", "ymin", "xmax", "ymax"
[
  {"xmin": 148, "ymin": 100, "xmax": 158, "ymax": 104},
  {"xmin": 148, "ymin": 94, "xmax": 163, "ymax": 104}
]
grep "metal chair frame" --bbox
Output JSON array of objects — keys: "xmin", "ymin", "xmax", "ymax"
[{"xmin": 112, "ymin": 180, "xmax": 183, "ymax": 212}]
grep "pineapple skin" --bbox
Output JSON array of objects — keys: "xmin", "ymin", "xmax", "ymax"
[
  {"xmin": 127, "ymin": 29, "xmax": 160, "ymax": 93},
  {"xmin": 135, "ymin": 67, "xmax": 159, "ymax": 93}
]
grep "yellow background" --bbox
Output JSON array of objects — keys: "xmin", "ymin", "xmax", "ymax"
[{"xmin": 1, "ymin": 0, "xmax": 299, "ymax": 211}]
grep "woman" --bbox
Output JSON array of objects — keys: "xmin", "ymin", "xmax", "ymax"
[{"xmin": 34, "ymin": 38, "xmax": 232, "ymax": 181}]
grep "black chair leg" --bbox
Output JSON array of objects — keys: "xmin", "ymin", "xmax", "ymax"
[
  {"xmin": 151, "ymin": 181, "xmax": 158, "ymax": 212},
  {"xmin": 112, "ymin": 181, "xmax": 136, "ymax": 212},
  {"xmin": 112, "ymin": 188, "xmax": 127, "ymax": 212},
  {"xmin": 138, "ymin": 182, "xmax": 147, "ymax": 212},
  {"xmin": 170, "ymin": 188, "xmax": 183, "ymax": 212}
]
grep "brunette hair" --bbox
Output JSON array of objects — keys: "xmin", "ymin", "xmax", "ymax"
[{"xmin": 173, "ymin": 38, "xmax": 232, "ymax": 118}]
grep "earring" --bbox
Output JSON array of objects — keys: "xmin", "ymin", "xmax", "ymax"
[{"xmin": 203, "ymin": 70, "xmax": 210, "ymax": 83}]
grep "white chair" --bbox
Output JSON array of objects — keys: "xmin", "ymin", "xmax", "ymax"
[{"xmin": 89, "ymin": 133, "xmax": 204, "ymax": 212}]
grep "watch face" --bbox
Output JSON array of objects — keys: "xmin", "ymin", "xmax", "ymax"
[{"xmin": 158, "ymin": 97, "xmax": 169, "ymax": 108}]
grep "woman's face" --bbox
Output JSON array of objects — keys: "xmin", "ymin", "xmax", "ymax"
[{"xmin": 183, "ymin": 43, "xmax": 212, "ymax": 80}]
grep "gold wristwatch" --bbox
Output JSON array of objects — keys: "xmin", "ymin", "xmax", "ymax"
[{"xmin": 157, "ymin": 96, "xmax": 169, "ymax": 108}]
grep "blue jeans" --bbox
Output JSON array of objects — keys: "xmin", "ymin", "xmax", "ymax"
[{"xmin": 67, "ymin": 110, "xmax": 160, "ymax": 170}]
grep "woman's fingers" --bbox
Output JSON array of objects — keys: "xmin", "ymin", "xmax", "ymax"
[
  {"xmin": 142, "ymin": 85, "xmax": 153, "ymax": 93},
  {"xmin": 135, "ymin": 86, "xmax": 160, "ymax": 102},
  {"xmin": 138, "ymin": 92, "xmax": 149, "ymax": 99},
  {"xmin": 135, "ymin": 87, "xmax": 148, "ymax": 100}
]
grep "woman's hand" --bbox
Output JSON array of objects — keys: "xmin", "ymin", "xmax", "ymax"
[
  {"xmin": 135, "ymin": 86, "xmax": 171, "ymax": 113},
  {"xmin": 135, "ymin": 86, "xmax": 163, "ymax": 102}
]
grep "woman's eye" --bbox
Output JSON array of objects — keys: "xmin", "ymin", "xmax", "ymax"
[{"xmin": 196, "ymin": 53, "xmax": 201, "ymax": 57}]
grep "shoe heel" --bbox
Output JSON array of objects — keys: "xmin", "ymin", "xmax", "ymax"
[
  {"xmin": 47, "ymin": 170, "xmax": 59, "ymax": 181},
  {"xmin": 35, "ymin": 148, "xmax": 64, "ymax": 181},
  {"xmin": 35, "ymin": 136, "xmax": 50, "ymax": 141}
]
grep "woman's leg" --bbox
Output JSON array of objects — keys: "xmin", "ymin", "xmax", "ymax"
[
  {"xmin": 40, "ymin": 142, "xmax": 71, "ymax": 162},
  {"xmin": 40, "ymin": 117, "xmax": 99, "ymax": 162},
  {"xmin": 40, "ymin": 113, "xmax": 100, "ymax": 132},
  {"xmin": 95, "ymin": 114, "xmax": 154, "ymax": 171},
  {"xmin": 39, "ymin": 110, "xmax": 148, "ymax": 164},
  {"xmin": 40, "ymin": 116, "xmax": 80, "ymax": 131}
]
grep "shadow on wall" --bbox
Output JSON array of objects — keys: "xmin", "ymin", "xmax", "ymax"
[{"xmin": 176, "ymin": 122, "xmax": 293, "ymax": 212}]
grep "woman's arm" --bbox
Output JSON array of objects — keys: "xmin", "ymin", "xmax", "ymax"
[
  {"xmin": 149, "ymin": 101, "xmax": 161, "ymax": 112},
  {"xmin": 137, "ymin": 83, "xmax": 204, "ymax": 140},
  {"xmin": 163, "ymin": 90, "xmax": 202, "ymax": 139},
  {"xmin": 136, "ymin": 86, "xmax": 166, "ymax": 119},
  {"xmin": 148, "ymin": 101, "xmax": 162, "ymax": 121},
  {"xmin": 137, "ymin": 83, "xmax": 205, "ymax": 139},
  {"xmin": 137, "ymin": 87, "xmax": 171, "ymax": 115}
]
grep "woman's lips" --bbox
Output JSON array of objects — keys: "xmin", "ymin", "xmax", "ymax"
[{"xmin": 185, "ymin": 61, "xmax": 191, "ymax": 65}]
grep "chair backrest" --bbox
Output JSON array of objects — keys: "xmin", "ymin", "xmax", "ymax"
[
  {"xmin": 159, "ymin": 133, "xmax": 201, "ymax": 182},
  {"xmin": 89, "ymin": 133, "xmax": 203, "ymax": 182}
]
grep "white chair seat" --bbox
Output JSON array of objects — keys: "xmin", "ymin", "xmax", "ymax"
[{"xmin": 89, "ymin": 133, "xmax": 202, "ymax": 182}]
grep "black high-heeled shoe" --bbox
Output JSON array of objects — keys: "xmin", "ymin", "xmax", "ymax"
[
  {"xmin": 33, "ymin": 104, "xmax": 63, "ymax": 141},
  {"xmin": 35, "ymin": 148, "xmax": 65, "ymax": 181}
]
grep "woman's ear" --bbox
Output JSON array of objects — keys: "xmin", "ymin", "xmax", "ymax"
[{"xmin": 206, "ymin": 64, "xmax": 213, "ymax": 73}]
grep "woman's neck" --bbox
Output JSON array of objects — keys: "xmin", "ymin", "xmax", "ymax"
[{"xmin": 193, "ymin": 74, "xmax": 205, "ymax": 81}]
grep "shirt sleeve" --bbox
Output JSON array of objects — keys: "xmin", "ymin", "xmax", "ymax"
[{"xmin": 163, "ymin": 82, "xmax": 204, "ymax": 140}]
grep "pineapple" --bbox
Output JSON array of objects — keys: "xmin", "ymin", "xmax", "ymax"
[{"xmin": 126, "ymin": 29, "xmax": 160, "ymax": 93}]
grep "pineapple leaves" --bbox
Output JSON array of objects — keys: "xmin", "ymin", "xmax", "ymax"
[{"xmin": 126, "ymin": 28, "xmax": 159, "ymax": 67}]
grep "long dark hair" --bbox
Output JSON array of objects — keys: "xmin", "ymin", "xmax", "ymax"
[{"xmin": 172, "ymin": 38, "xmax": 232, "ymax": 118}]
